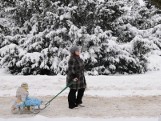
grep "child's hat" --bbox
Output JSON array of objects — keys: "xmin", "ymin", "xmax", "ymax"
[{"xmin": 21, "ymin": 83, "xmax": 29, "ymax": 90}]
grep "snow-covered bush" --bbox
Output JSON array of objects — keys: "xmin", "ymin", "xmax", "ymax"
[{"xmin": 0, "ymin": 0, "xmax": 161, "ymax": 75}]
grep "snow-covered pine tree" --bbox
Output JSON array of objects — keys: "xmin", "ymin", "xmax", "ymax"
[{"xmin": 1, "ymin": 0, "xmax": 161, "ymax": 75}]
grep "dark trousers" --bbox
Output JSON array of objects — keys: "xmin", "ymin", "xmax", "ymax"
[{"xmin": 68, "ymin": 88, "xmax": 85, "ymax": 109}]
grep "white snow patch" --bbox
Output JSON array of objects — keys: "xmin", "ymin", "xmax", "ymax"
[
  {"xmin": 0, "ymin": 69, "xmax": 11, "ymax": 76},
  {"xmin": 98, "ymin": 0, "xmax": 104, "ymax": 2},
  {"xmin": 147, "ymin": 52, "xmax": 161, "ymax": 71},
  {"xmin": 138, "ymin": 0, "xmax": 145, "ymax": 6},
  {"xmin": 1, "ymin": 70, "xmax": 161, "ymax": 97},
  {"xmin": 0, "ymin": 115, "xmax": 158, "ymax": 121}
]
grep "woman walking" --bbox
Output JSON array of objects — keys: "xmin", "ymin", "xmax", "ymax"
[{"xmin": 66, "ymin": 46, "xmax": 87, "ymax": 109}]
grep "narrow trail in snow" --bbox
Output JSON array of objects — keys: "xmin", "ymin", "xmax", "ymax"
[{"xmin": 0, "ymin": 96, "xmax": 161, "ymax": 118}]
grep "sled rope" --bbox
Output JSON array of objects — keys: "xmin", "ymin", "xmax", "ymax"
[{"xmin": 41, "ymin": 81, "xmax": 73, "ymax": 110}]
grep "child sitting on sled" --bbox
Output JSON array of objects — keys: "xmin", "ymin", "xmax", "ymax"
[{"xmin": 11, "ymin": 83, "xmax": 42, "ymax": 114}]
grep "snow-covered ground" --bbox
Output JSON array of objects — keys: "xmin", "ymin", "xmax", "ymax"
[
  {"xmin": 0, "ymin": 69, "xmax": 161, "ymax": 97},
  {"xmin": 1, "ymin": 69, "xmax": 161, "ymax": 121},
  {"xmin": 0, "ymin": 115, "xmax": 158, "ymax": 121}
]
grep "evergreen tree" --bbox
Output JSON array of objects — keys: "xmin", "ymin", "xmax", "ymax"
[{"xmin": 0, "ymin": 0, "xmax": 161, "ymax": 75}]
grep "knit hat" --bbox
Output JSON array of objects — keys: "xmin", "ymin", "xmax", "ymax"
[
  {"xmin": 21, "ymin": 83, "xmax": 29, "ymax": 90},
  {"xmin": 70, "ymin": 46, "xmax": 80, "ymax": 54}
]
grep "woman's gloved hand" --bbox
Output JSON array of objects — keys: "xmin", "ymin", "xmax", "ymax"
[{"xmin": 73, "ymin": 78, "xmax": 78, "ymax": 82}]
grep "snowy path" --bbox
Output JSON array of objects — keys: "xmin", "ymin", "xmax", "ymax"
[
  {"xmin": 1, "ymin": 71, "xmax": 161, "ymax": 97},
  {"xmin": 1, "ymin": 70, "xmax": 161, "ymax": 120},
  {"xmin": 0, "ymin": 96, "xmax": 161, "ymax": 119},
  {"xmin": 0, "ymin": 115, "xmax": 158, "ymax": 121}
]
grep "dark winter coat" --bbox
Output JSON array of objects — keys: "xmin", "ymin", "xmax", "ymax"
[{"xmin": 66, "ymin": 55, "xmax": 86, "ymax": 90}]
